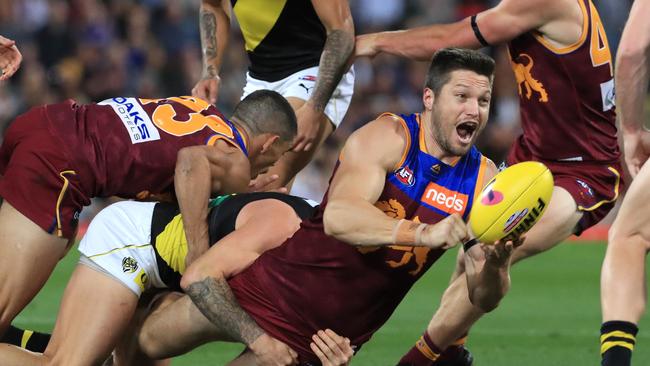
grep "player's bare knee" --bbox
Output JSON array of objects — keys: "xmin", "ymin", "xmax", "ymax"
[{"xmin": 137, "ymin": 326, "xmax": 165, "ymax": 359}]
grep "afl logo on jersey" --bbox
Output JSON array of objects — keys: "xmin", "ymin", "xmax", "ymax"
[{"xmin": 395, "ymin": 166, "xmax": 415, "ymax": 186}]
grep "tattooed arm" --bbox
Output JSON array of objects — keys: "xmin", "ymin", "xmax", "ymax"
[
  {"xmin": 292, "ymin": 0, "xmax": 355, "ymax": 152},
  {"xmin": 192, "ymin": 0, "xmax": 231, "ymax": 104},
  {"xmin": 179, "ymin": 199, "xmax": 302, "ymax": 364}
]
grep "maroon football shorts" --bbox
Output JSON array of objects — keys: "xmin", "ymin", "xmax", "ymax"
[
  {"xmin": 508, "ymin": 142, "xmax": 624, "ymax": 235},
  {"xmin": 229, "ymin": 263, "xmax": 321, "ymax": 365},
  {"xmin": 0, "ymin": 106, "xmax": 89, "ymax": 239}
]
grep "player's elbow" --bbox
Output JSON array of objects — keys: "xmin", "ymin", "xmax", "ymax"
[
  {"xmin": 617, "ymin": 43, "xmax": 649, "ymax": 69},
  {"xmin": 176, "ymin": 147, "xmax": 202, "ymax": 174},
  {"xmin": 181, "ymin": 265, "xmax": 211, "ymax": 291}
]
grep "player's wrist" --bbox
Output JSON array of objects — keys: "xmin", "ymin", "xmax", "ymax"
[{"xmin": 391, "ymin": 219, "xmax": 427, "ymax": 246}]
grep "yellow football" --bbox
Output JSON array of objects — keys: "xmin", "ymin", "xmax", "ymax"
[{"xmin": 469, "ymin": 161, "xmax": 554, "ymax": 244}]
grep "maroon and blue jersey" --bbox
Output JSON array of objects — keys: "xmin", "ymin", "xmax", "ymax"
[{"xmin": 228, "ymin": 112, "xmax": 490, "ymax": 363}]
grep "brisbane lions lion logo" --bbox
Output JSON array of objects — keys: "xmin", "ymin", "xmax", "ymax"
[{"xmin": 511, "ymin": 53, "xmax": 548, "ymax": 103}]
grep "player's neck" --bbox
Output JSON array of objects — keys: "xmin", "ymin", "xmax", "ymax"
[
  {"xmin": 230, "ymin": 118, "xmax": 251, "ymax": 150},
  {"xmin": 419, "ymin": 111, "xmax": 459, "ymax": 165}
]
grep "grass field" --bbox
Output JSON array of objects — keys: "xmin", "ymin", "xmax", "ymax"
[{"xmin": 14, "ymin": 241, "xmax": 650, "ymax": 365}]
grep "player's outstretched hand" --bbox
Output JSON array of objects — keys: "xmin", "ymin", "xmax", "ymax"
[
  {"xmin": 354, "ymin": 33, "xmax": 379, "ymax": 58},
  {"xmin": 419, "ymin": 214, "xmax": 469, "ymax": 250},
  {"xmin": 250, "ymin": 333, "xmax": 298, "ymax": 366},
  {"xmin": 0, "ymin": 35, "xmax": 22, "ymax": 81},
  {"xmin": 623, "ymin": 129, "xmax": 650, "ymax": 178},
  {"xmin": 310, "ymin": 329, "xmax": 354, "ymax": 366},
  {"xmin": 292, "ymin": 103, "xmax": 323, "ymax": 153},
  {"xmin": 192, "ymin": 75, "xmax": 221, "ymax": 105},
  {"xmin": 482, "ymin": 236, "xmax": 525, "ymax": 267}
]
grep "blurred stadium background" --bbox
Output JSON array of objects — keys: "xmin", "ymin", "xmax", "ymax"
[{"xmin": 1, "ymin": 0, "xmax": 648, "ymax": 364}]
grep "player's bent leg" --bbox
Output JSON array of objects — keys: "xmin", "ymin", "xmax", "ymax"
[
  {"xmin": 599, "ymin": 160, "xmax": 650, "ymax": 366},
  {"xmin": 403, "ymin": 275, "xmax": 483, "ymax": 365},
  {"xmin": 400, "ymin": 187, "xmax": 582, "ymax": 365},
  {"xmin": 509, "ymin": 186, "xmax": 582, "ymax": 264},
  {"xmin": 113, "ymin": 292, "xmax": 176, "ymax": 366},
  {"xmin": 45, "ymin": 264, "xmax": 138, "ymax": 366},
  {"xmin": 0, "ymin": 201, "xmax": 68, "ymax": 336},
  {"xmin": 0, "ymin": 264, "xmax": 138, "ymax": 366},
  {"xmin": 139, "ymin": 294, "xmax": 234, "ymax": 359},
  {"xmin": 602, "ymin": 159, "xmax": 650, "ymax": 323},
  {"xmin": 257, "ymin": 97, "xmax": 335, "ymax": 190}
]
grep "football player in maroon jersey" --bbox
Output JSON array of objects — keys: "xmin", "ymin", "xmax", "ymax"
[
  {"xmin": 600, "ymin": 0, "xmax": 650, "ymax": 365},
  {"xmin": 0, "ymin": 90, "xmax": 296, "ymax": 341},
  {"xmin": 356, "ymin": 0, "xmax": 622, "ymax": 364},
  {"xmin": 136, "ymin": 48, "xmax": 520, "ymax": 366}
]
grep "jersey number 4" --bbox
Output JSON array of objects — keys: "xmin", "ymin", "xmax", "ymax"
[{"xmin": 589, "ymin": 1, "xmax": 612, "ymax": 76}]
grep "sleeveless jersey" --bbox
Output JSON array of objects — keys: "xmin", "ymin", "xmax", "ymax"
[
  {"xmin": 43, "ymin": 96, "xmax": 247, "ymax": 200},
  {"xmin": 234, "ymin": 113, "xmax": 490, "ymax": 351},
  {"xmin": 232, "ymin": 0, "xmax": 326, "ymax": 81},
  {"xmin": 149, "ymin": 192, "xmax": 317, "ymax": 291},
  {"xmin": 507, "ymin": 0, "xmax": 618, "ymax": 163}
]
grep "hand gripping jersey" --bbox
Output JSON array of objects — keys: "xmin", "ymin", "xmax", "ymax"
[
  {"xmin": 45, "ymin": 96, "xmax": 248, "ymax": 200},
  {"xmin": 507, "ymin": 0, "xmax": 619, "ymax": 163},
  {"xmin": 228, "ymin": 113, "xmax": 490, "ymax": 362}
]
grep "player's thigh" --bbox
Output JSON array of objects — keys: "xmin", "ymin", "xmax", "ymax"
[
  {"xmin": 610, "ymin": 159, "xmax": 650, "ymax": 245},
  {"xmin": 44, "ymin": 264, "xmax": 138, "ymax": 366},
  {"xmin": 139, "ymin": 294, "xmax": 232, "ymax": 359},
  {"xmin": 114, "ymin": 292, "xmax": 177, "ymax": 366},
  {"xmin": 0, "ymin": 201, "xmax": 67, "ymax": 327},
  {"xmin": 511, "ymin": 186, "xmax": 582, "ymax": 264}
]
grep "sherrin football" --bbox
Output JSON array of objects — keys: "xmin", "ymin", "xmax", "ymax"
[{"xmin": 469, "ymin": 161, "xmax": 554, "ymax": 244}]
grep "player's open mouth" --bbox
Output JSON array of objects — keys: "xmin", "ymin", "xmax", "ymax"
[{"xmin": 456, "ymin": 121, "xmax": 478, "ymax": 144}]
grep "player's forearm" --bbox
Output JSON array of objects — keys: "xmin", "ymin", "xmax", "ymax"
[
  {"xmin": 323, "ymin": 198, "xmax": 421, "ymax": 247},
  {"xmin": 465, "ymin": 255, "xmax": 510, "ymax": 312},
  {"xmin": 175, "ymin": 148, "xmax": 211, "ymax": 267},
  {"xmin": 373, "ymin": 22, "xmax": 475, "ymax": 61},
  {"xmin": 308, "ymin": 28, "xmax": 354, "ymax": 112},
  {"xmin": 615, "ymin": 47, "xmax": 649, "ymax": 134},
  {"xmin": 199, "ymin": 0, "xmax": 230, "ymax": 78},
  {"xmin": 185, "ymin": 276, "xmax": 265, "ymax": 346}
]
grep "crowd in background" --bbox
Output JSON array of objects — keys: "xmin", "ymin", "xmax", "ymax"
[{"xmin": 0, "ymin": 0, "xmax": 633, "ymax": 209}]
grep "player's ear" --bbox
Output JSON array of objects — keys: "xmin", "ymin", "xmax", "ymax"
[
  {"xmin": 423, "ymin": 87, "xmax": 435, "ymax": 110},
  {"xmin": 260, "ymin": 134, "xmax": 280, "ymax": 153}
]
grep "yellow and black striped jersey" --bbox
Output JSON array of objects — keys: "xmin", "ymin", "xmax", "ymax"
[
  {"xmin": 150, "ymin": 192, "xmax": 317, "ymax": 290},
  {"xmin": 232, "ymin": 0, "xmax": 326, "ymax": 81}
]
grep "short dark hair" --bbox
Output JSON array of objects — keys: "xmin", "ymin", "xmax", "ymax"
[
  {"xmin": 424, "ymin": 48, "xmax": 495, "ymax": 94},
  {"xmin": 231, "ymin": 90, "xmax": 297, "ymax": 143}
]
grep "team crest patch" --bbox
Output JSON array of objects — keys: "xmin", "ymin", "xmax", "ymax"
[
  {"xmin": 122, "ymin": 257, "xmax": 139, "ymax": 273},
  {"xmin": 395, "ymin": 166, "xmax": 415, "ymax": 186},
  {"xmin": 504, "ymin": 208, "xmax": 529, "ymax": 232}
]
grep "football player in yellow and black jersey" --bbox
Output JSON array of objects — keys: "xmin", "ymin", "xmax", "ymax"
[
  {"xmin": 0, "ymin": 193, "xmax": 353, "ymax": 366},
  {"xmin": 192, "ymin": 0, "xmax": 355, "ymax": 191}
]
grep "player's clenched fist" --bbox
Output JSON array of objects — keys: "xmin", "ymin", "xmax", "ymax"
[
  {"xmin": 250, "ymin": 333, "xmax": 299, "ymax": 366},
  {"xmin": 418, "ymin": 214, "xmax": 469, "ymax": 250}
]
